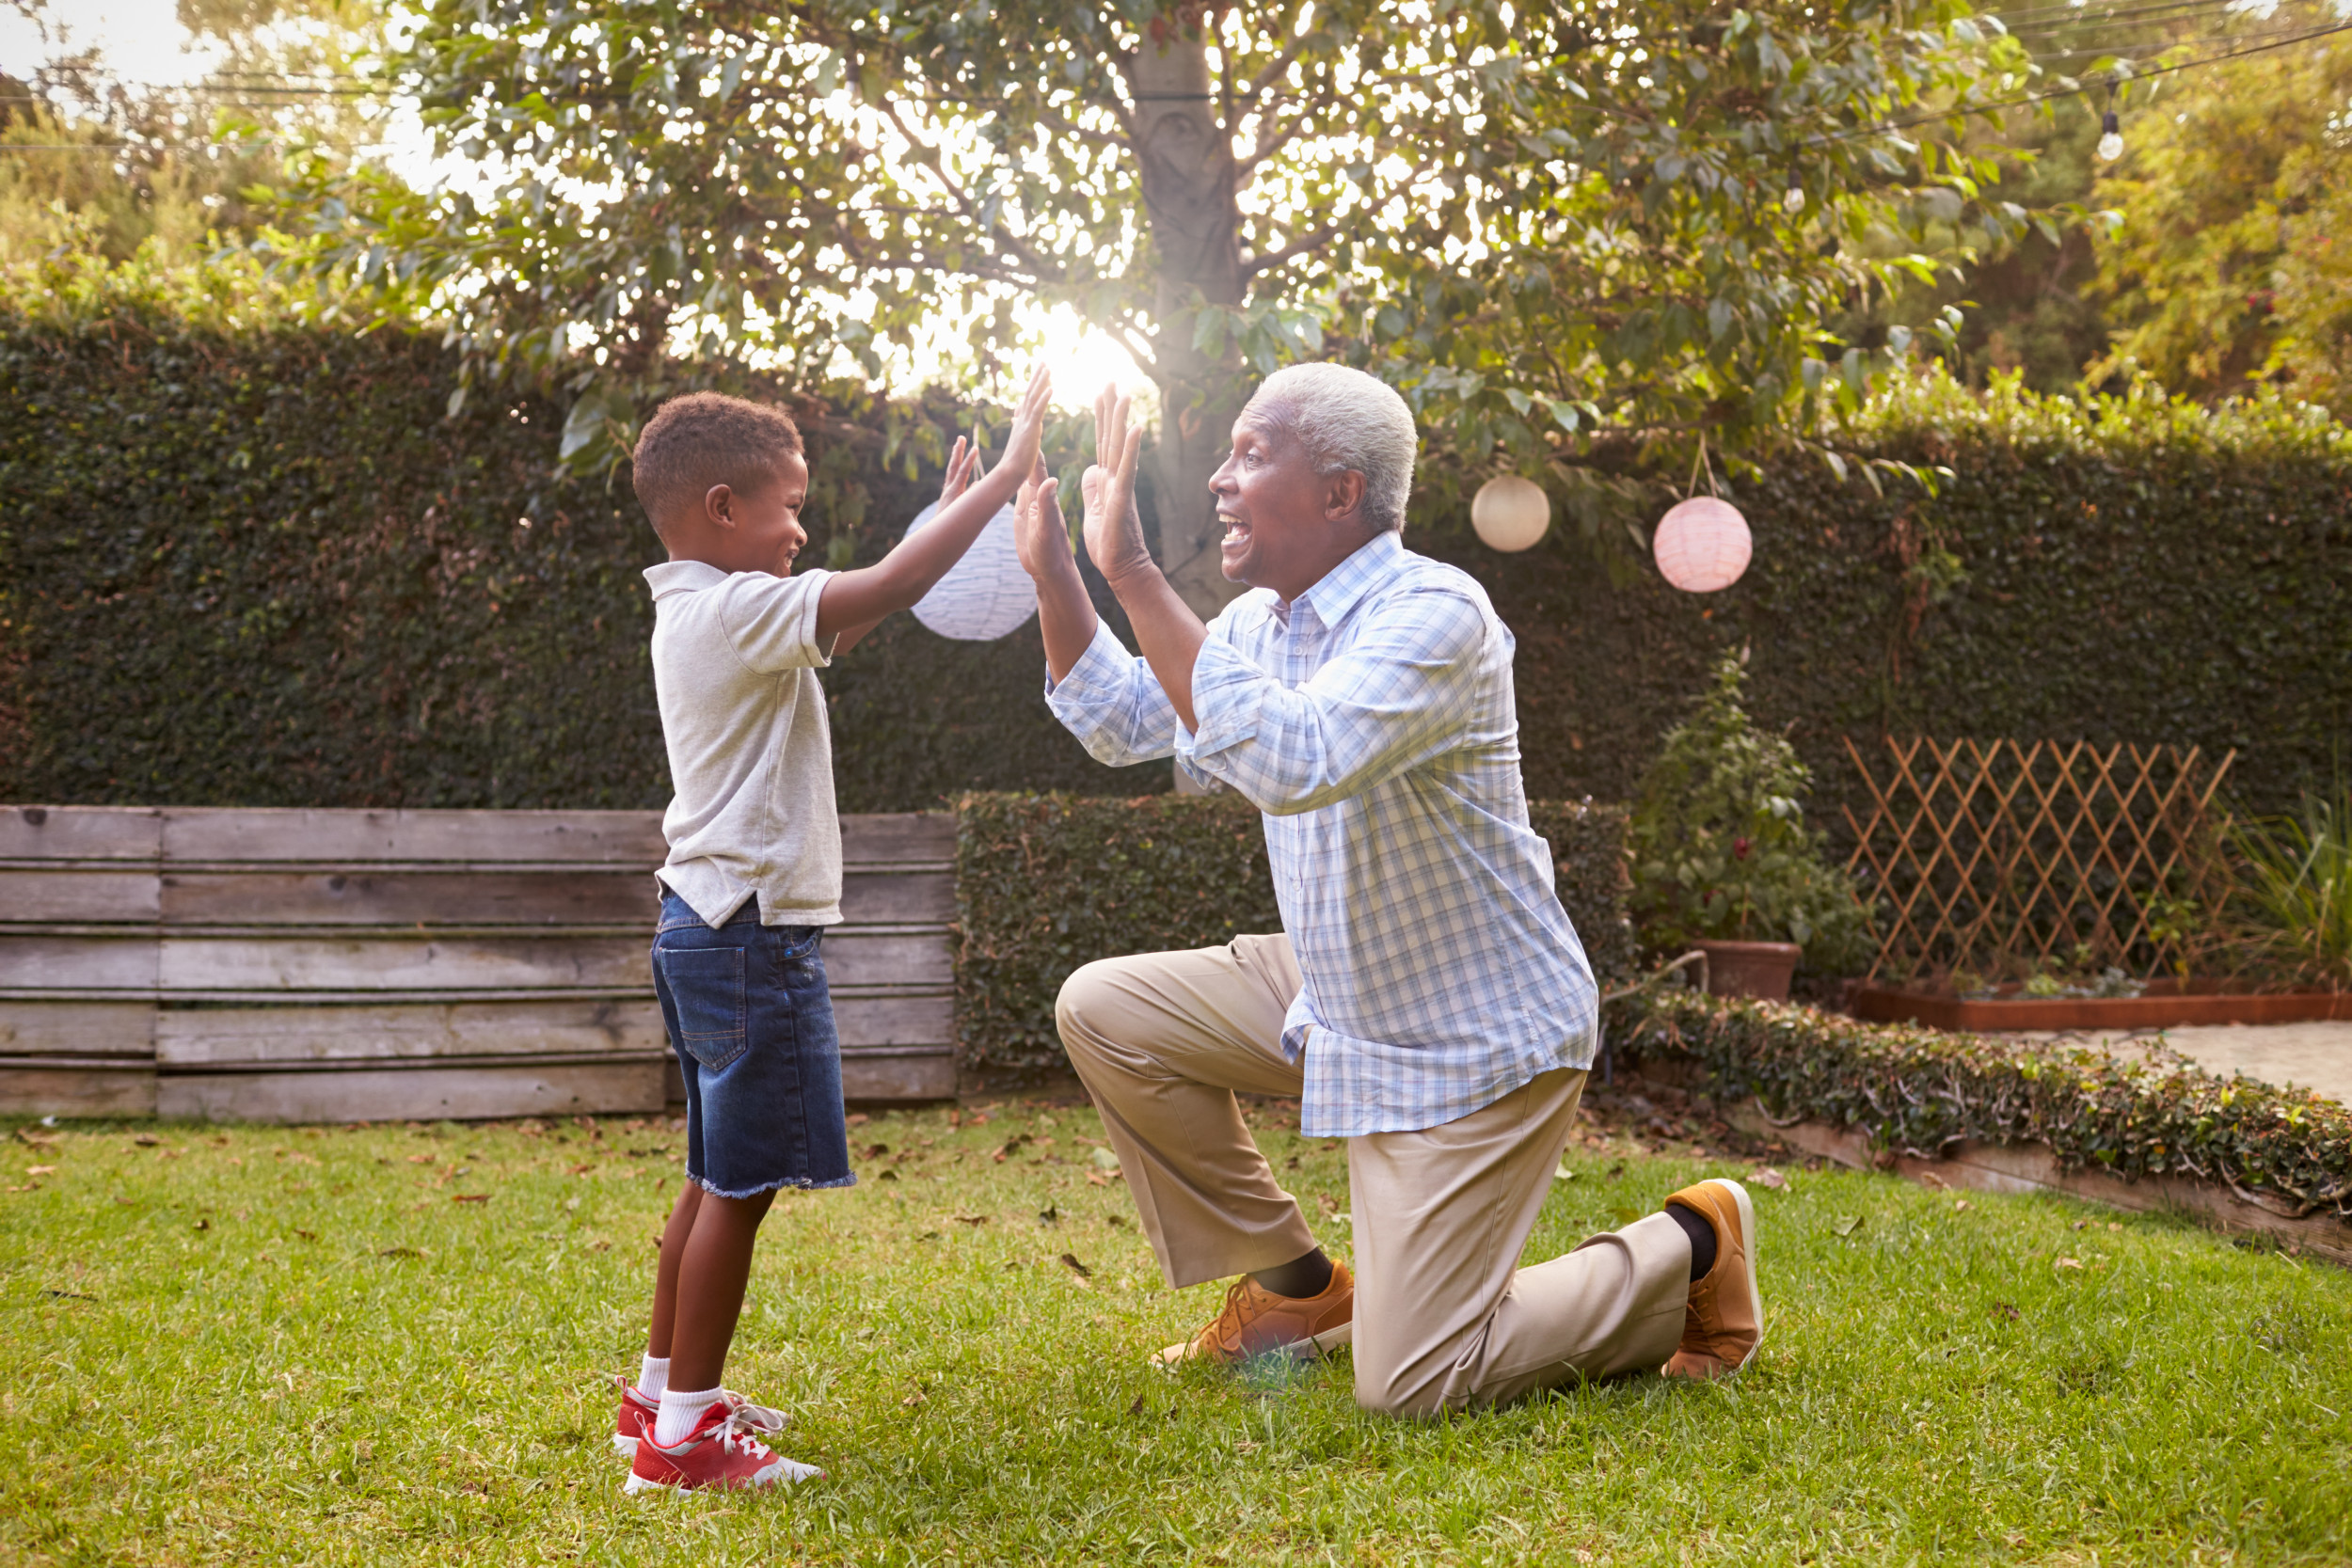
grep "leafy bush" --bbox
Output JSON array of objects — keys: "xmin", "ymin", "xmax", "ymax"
[
  {"xmin": 1628, "ymin": 652, "xmax": 1875, "ymax": 971},
  {"xmin": 953, "ymin": 792, "xmax": 1635, "ymax": 1073},
  {"xmin": 2229, "ymin": 785, "xmax": 2352, "ymax": 989},
  {"xmin": 1613, "ymin": 989, "xmax": 2352, "ymax": 1220}
]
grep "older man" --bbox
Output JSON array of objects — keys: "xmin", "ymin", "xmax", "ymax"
[{"xmin": 1009, "ymin": 364, "xmax": 1762, "ymax": 1416}]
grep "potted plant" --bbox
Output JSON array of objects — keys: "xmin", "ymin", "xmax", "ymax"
[{"xmin": 1629, "ymin": 652, "xmax": 1876, "ymax": 999}]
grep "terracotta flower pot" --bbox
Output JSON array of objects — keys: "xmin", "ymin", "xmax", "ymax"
[{"xmin": 1692, "ymin": 939, "xmax": 1802, "ymax": 1001}]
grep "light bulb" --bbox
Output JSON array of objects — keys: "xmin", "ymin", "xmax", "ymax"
[
  {"xmin": 1783, "ymin": 183, "xmax": 1805, "ymax": 214},
  {"xmin": 2097, "ymin": 109, "xmax": 2122, "ymax": 163}
]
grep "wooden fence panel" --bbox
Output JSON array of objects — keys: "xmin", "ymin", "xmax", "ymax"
[{"xmin": 0, "ymin": 807, "xmax": 960, "ymax": 1119}]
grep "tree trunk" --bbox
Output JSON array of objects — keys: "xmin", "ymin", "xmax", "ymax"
[{"xmin": 1131, "ymin": 26, "xmax": 1248, "ymax": 618}]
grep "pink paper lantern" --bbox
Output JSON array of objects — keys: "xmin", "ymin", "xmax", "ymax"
[{"xmin": 1652, "ymin": 497, "xmax": 1753, "ymax": 593}]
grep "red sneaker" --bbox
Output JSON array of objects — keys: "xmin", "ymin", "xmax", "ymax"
[
  {"xmin": 612, "ymin": 1379, "xmax": 787, "ymax": 1460},
  {"xmin": 624, "ymin": 1399, "xmax": 823, "ymax": 1494},
  {"xmin": 612, "ymin": 1378, "xmax": 659, "ymax": 1458}
]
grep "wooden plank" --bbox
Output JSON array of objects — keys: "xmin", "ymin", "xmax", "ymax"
[
  {"xmin": 0, "ymin": 806, "xmax": 162, "ymax": 863},
  {"xmin": 158, "ymin": 868, "xmax": 657, "ymax": 927},
  {"xmin": 834, "ymin": 991, "xmax": 953, "ymax": 1048},
  {"xmin": 841, "ymin": 1049, "xmax": 959, "ymax": 1102},
  {"xmin": 842, "ymin": 870, "xmax": 955, "ymax": 925},
  {"xmin": 162, "ymin": 808, "xmax": 668, "ymax": 865},
  {"xmin": 0, "ymin": 869, "xmax": 162, "ymax": 924},
  {"xmin": 148, "ymin": 865, "xmax": 948, "ymax": 927},
  {"xmin": 0, "ymin": 1063, "xmax": 157, "ymax": 1117},
  {"xmin": 0, "ymin": 1000, "xmax": 156, "ymax": 1060},
  {"xmin": 147, "ymin": 927, "xmax": 941, "ymax": 993},
  {"xmin": 839, "ymin": 813, "xmax": 957, "ymax": 866},
  {"xmin": 155, "ymin": 1000, "xmax": 668, "ymax": 1067},
  {"xmin": 157, "ymin": 934, "xmax": 654, "ymax": 993},
  {"xmin": 0, "ymin": 933, "xmax": 160, "ymax": 990},
  {"xmin": 157, "ymin": 1061, "xmax": 667, "ymax": 1123}
]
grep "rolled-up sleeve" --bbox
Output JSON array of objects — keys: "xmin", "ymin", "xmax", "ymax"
[
  {"xmin": 1173, "ymin": 588, "xmax": 1487, "ymax": 816},
  {"xmin": 1042, "ymin": 617, "xmax": 1183, "ymax": 768}
]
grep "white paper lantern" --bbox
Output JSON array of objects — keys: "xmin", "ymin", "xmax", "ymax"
[
  {"xmin": 1652, "ymin": 497, "xmax": 1753, "ymax": 593},
  {"xmin": 902, "ymin": 499, "xmax": 1037, "ymax": 641},
  {"xmin": 1470, "ymin": 474, "xmax": 1550, "ymax": 552}
]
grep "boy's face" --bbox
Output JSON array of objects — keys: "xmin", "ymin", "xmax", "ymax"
[{"xmin": 672, "ymin": 451, "xmax": 812, "ymax": 576}]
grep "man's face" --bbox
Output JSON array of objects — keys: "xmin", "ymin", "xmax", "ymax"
[
  {"xmin": 1208, "ymin": 410, "xmax": 1347, "ymax": 594},
  {"xmin": 708, "ymin": 452, "xmax": 810, "ymax": 576}
]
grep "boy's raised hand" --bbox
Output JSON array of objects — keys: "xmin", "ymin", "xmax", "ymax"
[
  {"xmin": 935, "ymin": 436, "xmax": 980, "ymax": 509},
  {"xmin": 1080, "ymin": 384, "xmax": 1150, "ymax": 585},
  {"xmin": 997, "ymin": 364, "xmax": 1054, "ymax": 483}
]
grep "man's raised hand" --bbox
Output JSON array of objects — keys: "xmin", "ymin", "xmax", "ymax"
[
  {"xmin": 1080, "ymin": 384, "xmax": 1151, "ymax": 586},
  {"xmin": 1012, "ymin": 457, "xmax": 1067, "ymax": 583}
]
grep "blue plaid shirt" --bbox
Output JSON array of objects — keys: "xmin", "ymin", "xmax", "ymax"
[{"xmin": 1044, "ymin": 530, "xmax": 1597, "ymax": 1137}]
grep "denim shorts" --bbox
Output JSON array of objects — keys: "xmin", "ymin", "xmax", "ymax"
[{"xmin": 651, "ymin": 893, "xmax": 855, "ymax": 1197}]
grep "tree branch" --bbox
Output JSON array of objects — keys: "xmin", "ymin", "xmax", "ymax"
[{"xmin": 881, "ymin": 99, "xmax": 1069, "ymax": 285}]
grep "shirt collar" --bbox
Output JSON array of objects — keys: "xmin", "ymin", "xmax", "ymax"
[
  {"xmin": 643, "ymin": 560, "xmax": 730, "ymax": 599},
  {"xmin": 1285, "ymin": 530, "xmax": 1406, "ymax": 626}
]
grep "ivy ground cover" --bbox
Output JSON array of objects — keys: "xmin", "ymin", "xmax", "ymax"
[{"xmin": 4, "ymin": 1106, "xmax": 2349, "ymax": 1566}]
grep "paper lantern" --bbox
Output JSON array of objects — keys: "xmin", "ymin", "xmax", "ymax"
[
  {"xmin": 1470, "ymin": 474, "xmax": 1550, "ymax": 552},
  {"xmin": 902, "ymin": 499, "xmax": 1037, "ymax": 641},
  {"xmin": 1652, "ymin": 497, "xmax": 1753, "ymax": 593}
]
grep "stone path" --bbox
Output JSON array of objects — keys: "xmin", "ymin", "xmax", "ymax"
[{"xmin": 2010, "ymin": 1021, "xmax": 2352, "ymax": 1105}]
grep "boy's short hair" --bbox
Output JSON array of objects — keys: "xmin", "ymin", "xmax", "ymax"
[{"xmin": 630, "ymin": 392, "xmax": 805, "ymax": 537}]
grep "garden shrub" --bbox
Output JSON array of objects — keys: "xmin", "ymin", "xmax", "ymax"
[
  {"xmin": 1613, "ymin": 989, "xmax": 2352, "ymax": 1219},
  {"xmin": 953, "ymin": 792, "xmax": 1635, "ymax": 1073},
  {"xmin": 1628, "ymin": 649, "xmax": 1875, "ymax": 971}
]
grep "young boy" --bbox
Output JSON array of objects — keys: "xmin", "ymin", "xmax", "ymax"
[{"xmin": 615, "ymin": 369, "xmax": 1052, "ymax": 1494}]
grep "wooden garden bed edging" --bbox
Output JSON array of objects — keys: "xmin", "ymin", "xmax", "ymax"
[
  {"xmin": 1691, "ymin": 1087, "xmax": 2352, "ymax": 1265},
  {"xmin": 1611, "ymin": 990, "xmax": 2352, "ymax": 1266},
  {"xmin": 1851, "ymin": 980, "xmax": 2352, "ymax": 1032}
]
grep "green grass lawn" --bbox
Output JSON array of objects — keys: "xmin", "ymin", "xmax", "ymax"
[{"xmin": 4, "ymin": 1099, "xmax": 2349, "ymax": 1567}]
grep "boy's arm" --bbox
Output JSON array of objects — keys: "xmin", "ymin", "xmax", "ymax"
[
  {"xmin": 814, "ymin": 367, "xmax": 1050, "ymax": 643},
  {"xmin": 828, "ymin": 436, "xmax": 980, "ymax": 656}
]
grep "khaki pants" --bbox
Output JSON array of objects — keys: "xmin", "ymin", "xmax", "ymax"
[{"xmin": 1057, "ymin": 935, "xmax": 1692, "ymax": 1416}]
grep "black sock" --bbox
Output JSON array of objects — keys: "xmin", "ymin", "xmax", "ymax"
[
  {"xmin": 1251, "ymin": 1246, "xmax": 1336, "ymax": 1300},
  {"xmin": 1665, "ymin": 1202, "xmax": 1717, "ymax": 1284}
]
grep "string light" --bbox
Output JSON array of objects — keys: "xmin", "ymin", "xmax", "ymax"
[
  {"xmin": 1783, "ymin": 165, "xmax": 1805, "ymax": 214},
  {"xmin": 2097, "ymin": 83, "xmax": 2125, "ymax": 161}
]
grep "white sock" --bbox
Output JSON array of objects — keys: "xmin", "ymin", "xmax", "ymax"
[
  {"xmin": 637, "ymin": 1354, "xmax": 669, "ymax": 1401},
  {"xmin": 655, "ymin": 1386, "xmax": 722, "ymax": 1446}
]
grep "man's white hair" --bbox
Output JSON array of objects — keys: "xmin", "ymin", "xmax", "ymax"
[{"xmin": 1244, "ymin": 362, "xmax": 1419, "ymax": 533}]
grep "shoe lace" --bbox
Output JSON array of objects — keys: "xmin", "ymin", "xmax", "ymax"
[
  {"xmin": 713, "ymin": 1405, "xmax": 775, "ymax": 1460},
  {"xmin": 716, "ymin": 1390, "xmax": 787, "ymax": 1433},
  {"xmin": 1206, "ymin": 1277, "xmax": 1259, "ymax": 1350}
]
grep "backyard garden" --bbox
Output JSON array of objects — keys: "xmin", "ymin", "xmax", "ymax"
[{"xmin": 7, "ymin": 0, "xmax": 2352, "ymax": 1559}]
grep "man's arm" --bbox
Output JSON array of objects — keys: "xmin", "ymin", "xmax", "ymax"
[
  {"xmin": 814, "ymin": 368, "xmax": 1049, "ymax": 643},
  {"xmin": 1074, "ymin": 388, "xmax": 1208, "ymax": 732},
  {"xmin": 1011, "ymin": 455, "xmax": 1186, "ymax": 767}
]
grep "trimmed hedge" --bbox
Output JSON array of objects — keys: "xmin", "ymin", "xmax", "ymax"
[
  {"xmin": 1611, "ymin": 989, "xmax": 2352, "ymax": 1220},
  {"xmin": 8, "ymin": 285, "xmax": 2351, "ymax": 832},
  {"xmin": 952, "ymin": 792, "xmax": 1635, "ymax": 1073},
  {"xmin": 0, "ymin": 267, "xmax": 1150, "ymax": 810}
]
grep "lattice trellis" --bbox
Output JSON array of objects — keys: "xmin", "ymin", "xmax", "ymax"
[{"xmin": 1842, "ymin": 737, "xmax": 2236, "ymax": 984}]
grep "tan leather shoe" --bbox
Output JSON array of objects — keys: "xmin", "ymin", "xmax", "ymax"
[
  {"xmin": 1152, "ymin": 1259, "xmax": 1356, "ymax": 1370},
  {"xmin": 1661, "ymin": 1179, "xmax": 1763, "ymax": 1381}
]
